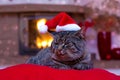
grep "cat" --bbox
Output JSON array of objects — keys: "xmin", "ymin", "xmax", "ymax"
[{"xmin": 26, "ymin": 30, "xmax": 93, "ymax": 70}]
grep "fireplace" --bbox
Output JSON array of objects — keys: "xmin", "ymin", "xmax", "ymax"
[
  {"xmin": 28, "ymin": 18, "xmax": 53, "ymax": 49},
  {"xmin": 19, "ymin": 13, "xmax": 57, "ymax": 55}
]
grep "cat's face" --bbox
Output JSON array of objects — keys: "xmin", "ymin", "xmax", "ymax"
[{"xmin": 51, "ymin": 30, "xmax": 86, "ymax": 62}]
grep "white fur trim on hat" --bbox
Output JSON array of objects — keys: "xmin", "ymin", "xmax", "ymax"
[
  {"xmin": 38, "ymin": 25, "xmax": 48, "ymax": 33},
  {"xmin": 56, "ymin": 24, "xmax": 81, "ymax": 32}
]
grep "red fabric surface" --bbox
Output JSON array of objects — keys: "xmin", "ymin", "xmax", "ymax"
[{"xmin": 0, "ymin": 64, "xmax": 120, "ymax": 80}]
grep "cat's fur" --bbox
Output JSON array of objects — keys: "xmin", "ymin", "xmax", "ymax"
[{"xmin": 26, "ymin": 30, "xmax": 93, "ymax": 70}]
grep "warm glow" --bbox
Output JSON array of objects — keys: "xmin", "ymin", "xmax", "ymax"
[
  {"xmin": 36, "ymin": 32, "xmax": 54, "ymax": 48},
  {"xmin": 41, "ymin": 41, "xmax": 47, "ymax": 48},
  {"xmin": 36, "ymin": 37, "xmax": 42, "ymax": 48},
  {"xmin": 48, "ymin": 39, "xmax": 53, "ymax": 47},
  {"xmin": 35, "ymin": 18, "xmax": 54, "ymax": 49},
  {"xmin": 37, "ymin": 18, "xmax": 47, "ymax": 30}
]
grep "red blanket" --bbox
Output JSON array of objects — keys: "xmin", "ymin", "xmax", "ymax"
[{"xmin": 0, "ymin": 64, "xmax": 120, "ymax": 80}]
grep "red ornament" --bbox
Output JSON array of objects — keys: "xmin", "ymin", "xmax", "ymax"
[{"xmin": 106, "ymin": 54, "xmax": 111, "ymax": 60}]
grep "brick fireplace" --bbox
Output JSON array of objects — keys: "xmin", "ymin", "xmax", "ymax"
[{"xmin": 19, "ymin": 13, "xmax": 56, "ymax": 55}]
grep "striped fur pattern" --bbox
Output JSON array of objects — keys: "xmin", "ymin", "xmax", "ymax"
[{"xmin": 26, "ymin": 30, "xmax": 93, "ymax": 70}]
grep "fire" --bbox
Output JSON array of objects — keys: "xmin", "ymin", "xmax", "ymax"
[
  {"xmin": 36, "ymin": 18, "xmax": 54, "ymax": 48},
  {"xmin": 37, "ymin": 18, "xmax": 47, "ymax": 31},
  {"xmin": 36, "ymin": 32, "xmax": 53, "ymax": 48}
]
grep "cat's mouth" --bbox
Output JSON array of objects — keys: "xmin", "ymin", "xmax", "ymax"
[{"xmin": 52, "ymin": 51, "xmax": 84, "ymax": 61}]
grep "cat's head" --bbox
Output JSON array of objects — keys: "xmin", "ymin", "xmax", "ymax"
[{"xmin": 51, "ymin": 29, "xmax": 86, "ymax": 62}]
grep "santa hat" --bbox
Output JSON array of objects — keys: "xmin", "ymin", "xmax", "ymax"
[{"xmin": 38, "ymin": 12, "xmax": 81, "ymax": 33}]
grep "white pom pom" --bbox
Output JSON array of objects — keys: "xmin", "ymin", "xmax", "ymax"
[{"xmin": 38, "ymin": 25, "xmax": 48, "ymax": 33}]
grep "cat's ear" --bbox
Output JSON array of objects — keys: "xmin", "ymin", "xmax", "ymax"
[{"xmin": 75, "ymin": 27, "xmax": 86, "ymax": 39}]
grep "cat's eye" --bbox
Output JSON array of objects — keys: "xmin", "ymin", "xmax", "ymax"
[
  {"xmin": 71, "ymin": 48, "xmax": 78, "ymax": 52},
  {"xmin": 70, "ymin": 46, "xmax": 78, "ymax": 52},
  {"xmin": 69, "ymin": 43, "xmax": 73, "ymax": 46},
  {"xmin": 62, "ymin": 44, "xmax": 68, "ymax": 48},
  {"xmin": 54, "ymin": 42, "xmax": 59, "ymax": 45}
]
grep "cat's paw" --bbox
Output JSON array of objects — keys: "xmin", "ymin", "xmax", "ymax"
[
  {"xmin": 51, "ymin": 64, "xmax": 71, "ymax": 69},
  {"xmin": 73, "ymin": 63, "xmax": 93, "ymax": 70},
  {"xmin": 26, "ymin": 57, "xmax": 40, "ymax": 64}
]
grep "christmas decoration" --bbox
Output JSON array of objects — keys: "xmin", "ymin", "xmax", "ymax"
[
  {"xmin": 38, "ymin": 12, "xmax": 81, "ymax": 33},
  {"xmin": 97, "ymin": 31, "xmax": 112, "ymax": 60},
  {"xmin": 111, "ymin": 48, "xmax": 120, "ymax": 60}
]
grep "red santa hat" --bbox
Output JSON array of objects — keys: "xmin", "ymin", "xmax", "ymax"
[{"xmin": 38, "ymin": 12, "xmax": 81, "ymax": 33}]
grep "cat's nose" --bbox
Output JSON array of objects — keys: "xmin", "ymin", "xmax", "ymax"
[
  {"xmin": 58, "ymin": 45, "xmax": 63, "ymax": 50},
  {"xmin": 58, "ymin": 50, "xmax": 65, "ymax": 55}
]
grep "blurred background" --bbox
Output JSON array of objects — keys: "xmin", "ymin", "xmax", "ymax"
[{"xmin": 0, "ymin": 0, "xmax": 120, "ymax": 75}]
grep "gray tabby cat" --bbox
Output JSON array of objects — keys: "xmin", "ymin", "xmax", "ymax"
[{"xmin": 26, "ymin": 30, "xmax": 93, "ymax": 70}]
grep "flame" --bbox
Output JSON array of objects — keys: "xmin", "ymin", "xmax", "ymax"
[
  {"xmin": 37, "ymin": 18, "xmax": 47, "ymax": 31},
  {"xmin": 35, "ymin": 18, "xmax": 54, "ymax": 48},
  {"xmin": 36, "ymin": 32, "xmax": 54, "ymax": 49},
  {"xmin": 36, "ymin": 37, "xmax": 42, "ymax": 48}
]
